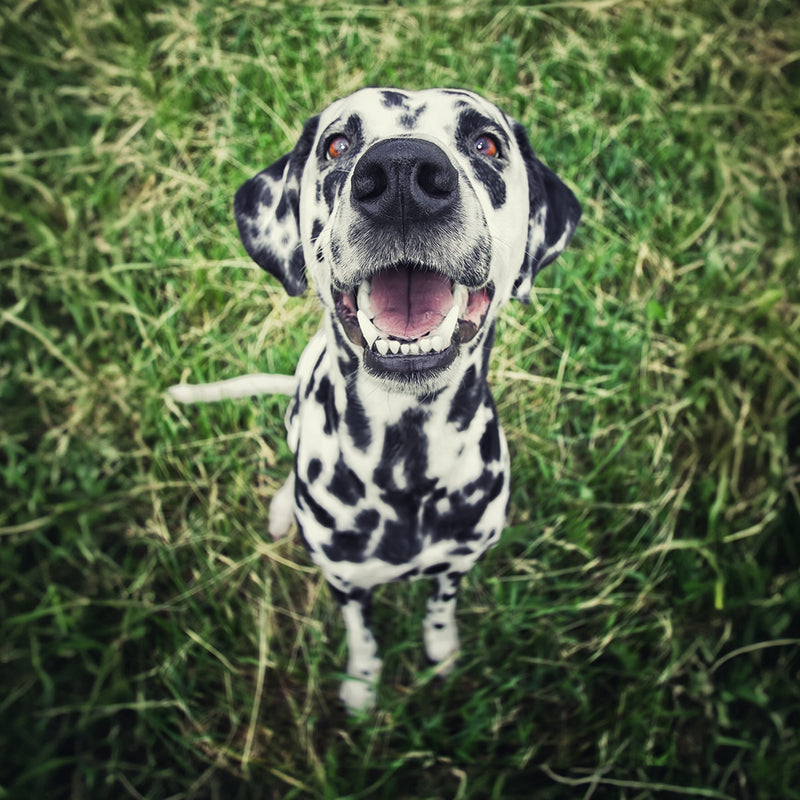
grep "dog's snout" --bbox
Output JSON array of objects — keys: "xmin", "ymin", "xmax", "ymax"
[{"xmin": 351, "ymin": 138, "xmax": 458, "ymax": 222}]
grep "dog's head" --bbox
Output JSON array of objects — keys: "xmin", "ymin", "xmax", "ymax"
[{"xmin": 235, "ymin": 87, "xmax": 581, "ymax": 390}]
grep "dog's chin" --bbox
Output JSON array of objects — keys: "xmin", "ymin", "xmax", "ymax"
[
  {"xmin": 361, "ymin": 336, "xmax": 460, "ymax": 393},
  {"xmin": 332, "ymin": 263, "xmax": 492, "ymax": 389}
]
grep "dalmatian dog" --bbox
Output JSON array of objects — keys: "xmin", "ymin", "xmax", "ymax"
[{"xmin": 169, "ymin": 87, "xmax": 580, "ymax": 712}]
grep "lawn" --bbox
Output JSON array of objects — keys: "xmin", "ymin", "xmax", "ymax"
[{"xmin": 1, "ymin": 0, "xmax": 799, "ymax": 797}]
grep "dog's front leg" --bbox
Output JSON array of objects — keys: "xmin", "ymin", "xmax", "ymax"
[
  {"xmin": 423, "ymin": 572, "xmax": 463, "ymax": 671},
  {"xmin": 333, "ymin": 586, "xmax": 381, "ymax": 712}
]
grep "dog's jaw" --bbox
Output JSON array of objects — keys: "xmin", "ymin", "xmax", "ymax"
[{"xmin": 330, "ymin": 263, "xmax": 495, "ymax": 389}]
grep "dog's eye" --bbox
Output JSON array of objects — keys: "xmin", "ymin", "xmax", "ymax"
[
  {"xmin": 327, "ymin": 135, "xmax": 351, "ymax": 159},
  {"xmin": 474, "ymin": 134, "xmax": 499, "ymax": 158}
]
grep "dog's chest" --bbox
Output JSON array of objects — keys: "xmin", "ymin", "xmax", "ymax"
[{"xmin": 284, "ymin": 334, "xmax": 510, "ymax": 588}]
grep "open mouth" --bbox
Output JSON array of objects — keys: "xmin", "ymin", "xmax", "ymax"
[{"xmin": 334, "ymin": 264, "xmax": 492, "ymax": 374}]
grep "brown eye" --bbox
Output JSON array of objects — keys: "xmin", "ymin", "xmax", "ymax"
[
  {"xmin": 475, "ymin": 134, "xmax": 499, "ymax": 157},
  {"xmin": 327, "ymin": 135, "xmax": 351, "ymax": 159}
]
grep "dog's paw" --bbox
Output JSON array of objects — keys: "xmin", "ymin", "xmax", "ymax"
[
  {"xmin": 423, "ymin": 620, "xmax": 460, "ymax": 670},
  {"xmin": 339, "ymin": 653, "xmax": 382, "ymax": 713},
  {"xmin": 339, "ymin": 676, "xmax": 378, "ymax": 713},
  {"xmin": 268, "ymin": 475, "xmax": 295, "ymax": 540}
]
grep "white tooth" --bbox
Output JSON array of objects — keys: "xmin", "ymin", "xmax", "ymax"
[
  {"xmin": 388, "ymin": 339, "xmax": 400, "ymax": 354},
  {"xmin": 401, "ymin": 343, "xmax": 411, "ymax": 355},
  {"xmin": 438, "ymin": 304, "xmax": 459, "ymax": 344},
  {"xmin": 407, "ymin": 342, "xmax": 420, "ymax": 355},
  {"xmin": 357, "ymin": 280, "xmax": 372, "ymax": 316},
  {"xmin": 357, "ymin": 310, "xmax": 380, "ymax": 348},
  {"xmin": 453, "ymin": 284, "xmax": 469, "ymax": 316},
  {"xmin": 419, "ymin": 337, "xmax": 433, "ymax": 353},
  {"xmin": 375, "ymin": 339, "xmax": 389, "ymax": 356},
  {"xmin": 429, "ymin": 335, "xmax": 443, "ymax": 352}
]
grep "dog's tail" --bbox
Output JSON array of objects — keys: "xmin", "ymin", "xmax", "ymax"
[{"xmin": 167, "ymin": 373, "xmax": 297, "ymax": 404}]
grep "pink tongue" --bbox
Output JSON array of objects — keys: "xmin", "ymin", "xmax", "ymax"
[{"xmin": 369, "ymin": 269, "xmax": 453, "ymax": 340}]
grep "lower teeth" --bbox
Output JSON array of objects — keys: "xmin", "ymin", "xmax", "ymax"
[{"xmin": 372, "ymin": 334, "xmax": 446, "ymax": 357}]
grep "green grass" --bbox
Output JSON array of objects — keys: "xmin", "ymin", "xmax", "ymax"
[{"xmin": 2, "ymin": 0, "xmax": 799, "ymax": 797}]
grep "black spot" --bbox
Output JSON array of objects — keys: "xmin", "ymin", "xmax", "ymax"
[
  {"xmin": 433, "ymin": 623, "xmax": 446, "ymax": 630},
  {"xmin": 304, "ymin": 349, "xmax": 325, "ymax": 399},
  {"xmin": 369, "ymin": 409, "xmax": 439, "ymax": 565},
  {"xmin": 373, "ymin": 518, "xmax": 422, "ymax": 565},
  {"xmin": 332, "ymin": 322, "xmax": 360, "ymax": 380},
  {"xmin": 295, "ymin": 477, "xmax": 335, "ymax": 529},
  {"xmin": 486, "ymin": 472, "xmax": 505, "ymax": 503},
  {"xmin": 447, "ymin": 570, "xmax": 464, "ymax": 590},
  {"xmin": 470, "ymin": 157, "xmax": 506, "ymax": 208},
  {"xmin": 479, "ymin": 417, "xmax": 501, "ymax": 462},
  {"xmin": 328, "ymin": 455, "xmax": 366, "ymax": 505},
  {"xmin": 275, "ymin": 193, "xmax": 289, "ymax": 221},
  {"xmin": 399, "ymin": 104, "xmax": 426, "ymax": 130},
  {"xmin": 314, "ymin": 375, "xmax": 339, "ymax": 436},
  {"xmin": 481, "ymin": 323, "xmax": 496, "ymax": 371},
  {"xmin": 355, "ymin": 509, "xmax": 380, "ymax": 533},
  {"xmin": 437, "ymin": 572, "xmax": 464, "ymax": 603},
  {"xmin": 341, "ymin": 370, "xmax": 372, "ymax": 451},
  {"xmin": 447, "ymin": 365, "xmax": 482, "ymax": 431},
  {"xmin": 373, "ymin": 409, "xmax": 431, "ymax": 492},
  {"xmin": 311, "ymin": 218, "xmax": 324, "ymax": 240},
  {"xmin": 449, "ymin": 546, "xmax": 474, "ymax": 556},
  {"xmin": 423, "ymin": 470, "xmax": 506, "ymax": 544},
  {"xmin": 397, "ymin": 567, "xmax": 420, "ymax": 581},
  {"xmin": 381, "ymin": 90, "xmax": 409, "ymax": 108},
  {"xmin": 423, "ymin": 562, "xmax": 451, "ymax": 576},
  {"xmin": 307, "ymin": 458, "xmax": 322, "ymax": 483},
  {"xmin": 323, "ymin": 168, "xmax": 346, "ymax": 212},
  {"xmin": 286, "ymin": 398, "xmax": 298, "ymax": 426},
  {"xmin": 442, "ymin": 89, "xmax": 473, "ymax": 99},
  {"xmin": 464, "ymin": 469, "xmax": 505, "ymax": 504},
  {"xmin": 296, "ymin": 521, "xmax": 312, "ymax": 553},
  {"xmin": 322, "ymin": 529, "xmax": 371, "ymax": 563},
  {"xmin": 344, "ymin": 114, "xmax": 364, "ymax": 142},
  {"xmin": 421, "ymin": 385, "xmax": 446, "ymax": 404},
  {"xmin": 430, "ymin": 486, "xmax": 448, "ymax": 503}
]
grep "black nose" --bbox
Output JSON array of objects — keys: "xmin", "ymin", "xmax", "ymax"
[{"xmin": 351, "ymin": 138, "xmax": 459, "ymax": 223}]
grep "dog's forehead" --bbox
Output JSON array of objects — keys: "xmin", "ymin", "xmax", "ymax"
[{"xmin": 317, "ymin": 87, "xmax": 509, "ymax": 141}]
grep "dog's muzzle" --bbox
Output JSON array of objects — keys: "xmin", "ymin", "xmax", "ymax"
[{"xmin": 333, "ymin": 139, "xmax": 493, "ymax": 377}]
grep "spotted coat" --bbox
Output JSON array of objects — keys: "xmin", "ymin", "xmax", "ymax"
[{"xmin": 218, "ymin": 88, "xmax": 579, "ymax": 711}]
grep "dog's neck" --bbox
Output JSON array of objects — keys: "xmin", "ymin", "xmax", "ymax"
[{"xmin": 322, "ymin": 312, "xmax": 496, "ymax": 429}]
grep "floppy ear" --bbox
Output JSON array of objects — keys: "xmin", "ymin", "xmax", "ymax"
[
  {"xmin": 233, "ymin": 116, "xmax": 320, "ymax": 296},
  {"xmin": 511, "ymin": 123, "xmax": 582, "ymax": 303}
]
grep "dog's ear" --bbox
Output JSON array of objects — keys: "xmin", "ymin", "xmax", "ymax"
[
  {"xmin": 511, "ymin": 123, "xmax": 582, "ymax": 304},
  {"xmin": 233, "ymin": 116, "xmax": 320, "ymax": 296}
]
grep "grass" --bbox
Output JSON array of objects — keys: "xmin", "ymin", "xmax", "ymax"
[{"xmin": 1, "ymin": 0, "xmax": 799, "ymax": 797}]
